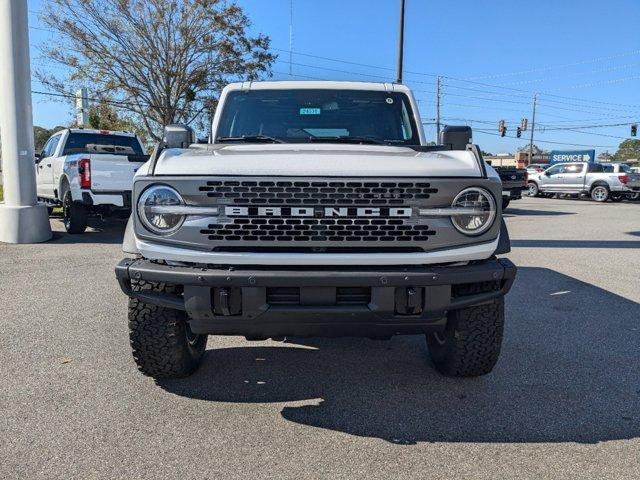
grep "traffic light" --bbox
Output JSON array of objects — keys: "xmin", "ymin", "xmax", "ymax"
[
  {"xmin": 632, "ymin": 124, "xmax": 637, "ymax": 137},
  {"xmin": 521, "ymin": 118, "xmax": 528, "ymax": 131},
  {"xmin": 498, "ymin": 120, "xmax": 506, "ymax": 137},
  {"xmin": 516, "ymin": 127, "xmax": 522, "ymax": 138}
]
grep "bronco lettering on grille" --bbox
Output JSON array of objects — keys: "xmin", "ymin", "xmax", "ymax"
[{"xmin": 225, "ymin": 206, "xmax": 412, "ymax": 218}]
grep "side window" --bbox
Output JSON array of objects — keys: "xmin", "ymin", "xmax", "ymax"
[
  {"xmin": 48, "ymin": 135, "xmax": 60, "ymax": 156},
  {"xmin": 589, "ymin": 163, "xmax": 605, "ymax": 173},
  {"xmin": 545, "ymin": 164, "xmax": 563, "ymax": 175},
  {"xmin": 42, "ymin": 135, "xmax": 61, "ymax": 157},
  {"xmin": 41, "ymin": 138, "xmax": 53, "ymax": 157},
  {"xmin": 563, "ymin": 163, "xmax": 583, "ymax": 174}
]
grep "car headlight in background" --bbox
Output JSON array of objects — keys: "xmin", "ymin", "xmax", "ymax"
[
  {"xmin": 137, "ymin": 185, "xmax": 185, "ymax": 235},
  {"xmin": 450, "ymin": 187, "xmax": 496, "ymax": 236}
]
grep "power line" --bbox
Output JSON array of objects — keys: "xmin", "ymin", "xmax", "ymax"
[
  {"xmin": 465, "ymin": 49, "xmax": 640, "ymax": 81},
  {"xmin": 474, "ymin": 129, "xmax": 618, "ymax": 149}
]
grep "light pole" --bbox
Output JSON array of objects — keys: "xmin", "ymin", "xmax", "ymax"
[
  {"xmin": 396, "ymin": 0, "xmax": 405, "ymax": 84},
  {"xmin": 0, "ymin": 0, "xmax": 52, "ymax": 243},
  {"xmin": 528, "ymin": 94, "xmax": 537, "ymax": 166}
]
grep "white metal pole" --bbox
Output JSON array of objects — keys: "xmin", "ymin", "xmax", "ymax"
[{"xmin": 0, "ymin": 0, "xmax": 52, "ymax": 243}]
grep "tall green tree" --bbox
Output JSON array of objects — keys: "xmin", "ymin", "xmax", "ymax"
[
  {"xmin": 612, "ymin": 139, "xmax": 640, "ymax": 161},
  {"xmin": 33, "ymin": 125, "xmax": 65, "ymax": 152},
  {"xmin": 37, "ymin": 0, "xmax": 276, "ymax": 141}
]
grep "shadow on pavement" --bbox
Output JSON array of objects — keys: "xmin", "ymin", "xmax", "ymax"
[
  {"xmin": 48, "ymin": 218, "xmax": 127, "ymax": 245},
  {"xmin": 512, "ymin": 239, "xmax": 640, "ymax": 249},
  {"xmin": 159, "ymin": 267, "xmax": 640, "ymax": 444},
  {"xmin": 503, "ymin": 207, "xmax": 575, "ymax": 217}
]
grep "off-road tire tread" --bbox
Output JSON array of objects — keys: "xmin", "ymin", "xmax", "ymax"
[
  {"xmin": 128, "ymin": 281, "xmax": 206, "ymax": 379},
  {"xmin": 427, "ymin": 299, "xmax": 504, "ymax": 377}
]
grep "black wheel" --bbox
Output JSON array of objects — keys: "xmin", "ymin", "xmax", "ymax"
[
  {"xmin": 62, "ymin": 190, "xmax": 88, "ymax": 233},
  {"xmin": 590, "ymin": 185, "xmax": 609, "ymax": 202},
  {"xmin": 128, "ymin": 281, "xmax": 207, "ymax": 379},
  {"xmin": 527, "ymin": 182, "xmax": 539, "ymax": 197},
  {"xmin": 502, "ymin": 197, "xmax": 510, "ymax": 210},
  {"xmin": 426, "ymin": 298, "xmax": 504, "ymax": 377},
  {"xmin": 610, "ymin": 193, "xmax": 624, "ymax": 203},
  {"xmin": 629, "ymin": 192, "xmax": 640, "ymax": 201}
]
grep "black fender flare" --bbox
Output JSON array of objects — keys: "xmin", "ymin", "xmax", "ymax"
[{"xmin": 494, "ymin": 218, "xmax": 511, "ymax": 255}]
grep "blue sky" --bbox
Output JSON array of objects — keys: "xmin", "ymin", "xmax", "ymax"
[{"xmin": 28, "ymin": 0, "xmax": 640, "ymax": 155}]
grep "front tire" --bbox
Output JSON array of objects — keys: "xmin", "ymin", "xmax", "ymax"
[
  {"xmin": 426, "ymin": 298, "xmax": 504, "ymax": 377},
  {"xmin": 590, "ymin": 185, "xmax": 609, "ymax": 202},
  {"xmin": 128, "ymin": 281, "xmax": 207, "ymax": 379},
  {"xmin": 62, "ymin": 190, "xmax": 88, "ymax": 233},
  {"xmin": 527, "ymin": 182, "xmax": 539, "ymax": 197}
]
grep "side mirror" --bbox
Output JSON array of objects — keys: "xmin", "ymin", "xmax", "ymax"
[
  {"xmin": 544, "ymin": 170, "xmax": 550, "ymax": 176},
  {"xmin": 440, "ymin": 125, "xmax": 472, "ymax": 150},
  {"xmin": 34, "ymin": 152, "xmax": 42, "ymax": 163},
  {"xmin": 163, "ymin": 124, "xmax": 195, "ymax": 149}
]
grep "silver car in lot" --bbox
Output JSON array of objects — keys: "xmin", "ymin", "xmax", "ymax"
[{"xmin": 527, "ymin": 161, "xmax": 640, "ymax": 202}]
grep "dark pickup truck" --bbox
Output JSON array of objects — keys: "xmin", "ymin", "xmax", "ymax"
[{"xmin": 491, "ymin": 166, "xmax": 528, "ymax": 209}]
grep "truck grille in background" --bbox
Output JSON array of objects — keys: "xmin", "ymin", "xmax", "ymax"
[
  {"xmin": 200, "ymin": 218, "xmax": 436, "ymax": 243},
  {"xmin": 199, "ymin": 180, "xmax": 438, "ymax": 206}
]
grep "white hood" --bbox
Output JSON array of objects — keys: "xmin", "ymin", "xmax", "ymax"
[{"xmin": 147, "ymin": 144, "xmax": 483, "ymax": 177}]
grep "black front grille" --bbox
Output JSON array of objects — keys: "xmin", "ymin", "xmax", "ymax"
[
  {"xmin": 266, "ymin": 287, "xmax": 371, "ymax": 306},
  {"xmin": 200, "ymin": 217, "xmax": 436, "ymax": 243},
  {"xmin": 336, "ymin": 287, "xmax": 371, "ymax": 305},
  {"xmin": 199, "ymin": 180, "xmax": 438, "ymax": 206},
  {"xmin": 266, "ymin": 287, "xmax": 300, "ymax": 306}
]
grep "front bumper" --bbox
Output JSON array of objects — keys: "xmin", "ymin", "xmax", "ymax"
[{"xmin": 115, "ymin": 257, "xmax": 516, "ymax": 338}]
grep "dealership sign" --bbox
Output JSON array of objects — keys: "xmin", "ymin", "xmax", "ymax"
[{"xmin": 549, "ymin": 150, "xmax": 595, "ymax": 164}]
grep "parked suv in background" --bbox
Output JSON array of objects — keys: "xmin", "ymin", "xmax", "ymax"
[
  {"xmin": 36, "ymin": 129, "xmax": 149, "ymax": 233},
  {"xmin": 116, "ymin": 81, "xmax": 516, "ymax": 380},
  {"xmin": 527, "ymin": 161, "xmax": 639, "ymax": 202}
]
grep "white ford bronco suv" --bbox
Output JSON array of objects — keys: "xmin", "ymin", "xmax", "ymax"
[{"xmin": 115, "ymin": 81, "xmax": 516, "ymax": 379}]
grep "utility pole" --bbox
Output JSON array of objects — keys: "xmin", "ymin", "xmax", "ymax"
[
  {"xmin": 0, "ymin": 0, "xmax": 51, "ymax": 243},
  {"xmin": 289, "ymin": 0, "xmax": 293, "ymax": 76},
  {"xmin": 528, "ymin": 93, "xmax": 537, "ymax": 166},
  {"xmin": 75, "ymin": 87, "xmax": 89, "ymax": 127},
  {"xmin": 396, "ymin": 0, "xmax": 405, "ymax": 83},
  {"xmin": 435, "ymin": 76, "xmax": 441, "ymax": 142}
]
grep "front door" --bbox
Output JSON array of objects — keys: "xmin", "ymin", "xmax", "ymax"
[
  {"xmin": 540, "ymin": 164, "xmax": 565, "ymax": 191},
  {"xmin": 560, "ymin": 163, "xmax": 587, "ymax": 192},
  {"xmin": 35, "ymin": 135, "xmax": 60, "ymax": 198}
]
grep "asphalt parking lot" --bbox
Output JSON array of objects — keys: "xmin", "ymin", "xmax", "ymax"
[{"xmin": 2, "ymin": 196, "xmax": 639, "ymax": 479}]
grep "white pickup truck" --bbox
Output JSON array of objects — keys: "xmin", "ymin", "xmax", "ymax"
[{"xmin": 36, "ymin": 128, "xmax": 148, "ymax": 233}]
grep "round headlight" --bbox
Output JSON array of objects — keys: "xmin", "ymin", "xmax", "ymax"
[
  {"xmin": 138, "ymin": 185, "xmax": 185, "ymax": 235},
  {"xmin": 451, "ymin": 187, "xmax": 496, "ymax": 236}
]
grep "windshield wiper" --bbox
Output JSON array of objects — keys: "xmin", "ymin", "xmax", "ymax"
[
  {"xmin": 217, "ymin": 135, "xmax": 285, "ymax": 144},
  {"xmin": 307, "ymin": 136, "xmax": 388, "ymax": 145}
]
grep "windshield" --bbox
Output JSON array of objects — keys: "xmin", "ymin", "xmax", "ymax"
[
  {"xmin": 62, "ymin": 133, "xmax": 144, "ymax": 156},
  {"xmin": 215, "ymin": 89, "xmax": 420, "ymax": 145}
]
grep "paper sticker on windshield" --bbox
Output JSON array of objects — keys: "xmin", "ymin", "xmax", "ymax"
[{"xmin": 300, "ymin": 107, "xmax": 321, "ymax": 115}]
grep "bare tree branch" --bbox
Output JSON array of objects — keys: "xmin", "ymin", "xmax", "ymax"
[{"xmin": 38, "ymin": 0, "xmax": 276, "ymax": 141}]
